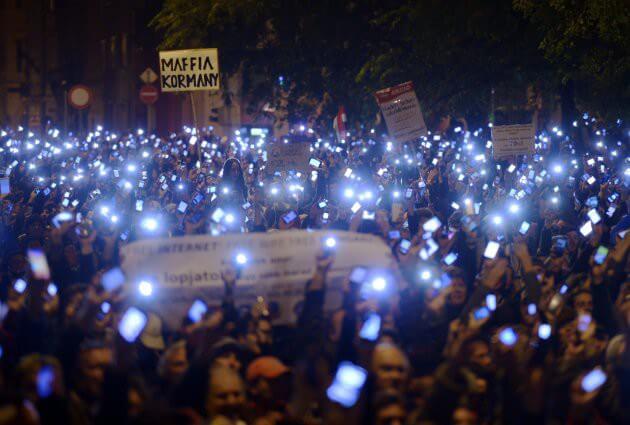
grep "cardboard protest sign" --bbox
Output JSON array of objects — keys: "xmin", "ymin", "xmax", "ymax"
[
  {"xmin": 491, "ymin": 124, "xmax": 535, "ymax": 158},
  {"xmin": 375, "ymin": 81, "xmax": 427, "ymax": 143},
  {"xmin": 159, "ymin": 48, "xmax": 220, "ymax": 92},
  {"xmin": 266, "ymin": 141, "xmax": 310, "ymax": 174},
  {"xmin": 121, "ymin": 231, "xmax": 394, "ymax": 328}
]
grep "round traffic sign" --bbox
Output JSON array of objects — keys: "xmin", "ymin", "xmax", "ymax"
[
  {"xmin": 139, "ymin": 84, "xmax": 159, "ymax": 105},
  {"xmin": 68, "ymin": 85, "xmax": 92, "ymax": 109}
]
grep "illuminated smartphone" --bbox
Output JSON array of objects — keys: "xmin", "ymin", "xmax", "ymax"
[
  {"xmin": 177, "ymin": 201, "xmax": 188, "ymax": 213},
  {"xmin": 473, "ymin": 307, "xmax": 490, "ymax": 321},
  {"xmin": 587, "ymin": 209, "xmax": 601, "ymax": 224},
  {"xmin": 486, "ymin": 294, "xmax": 497, "ymax": 311},
  {"xmin": 118, "ymin": 307, "xmax": 148, "ymax": 343},
  {"xmin": 388, "ymin": 230, "xmax": 400, "ymax": 240},
  {"xmin": 594, "ymin": 246, "xmax": 609, "ymax": 264},
  {"xmin": 14, "ymin": 278, "xmax": 27, "ymax": 294},
  {"xmin": 326, "ymin": 362, "xmax": 367, "ymax": 408},
  {"xmin": 188, "ymin": 299, "xmax": 208, "ymax": 323},
  {"xmin": 581, "ymin": 368, "xmax": 606, "ymax": 392},
  {"xmin": 101, "ymin": 267, "xmax": 125, "ymax": 292},
  {"xmin": 135, "ymin": 200, "xmax": 144, "ymax": 212},
  {"xmin": 0, "ymin": 177, "xmax": 10, "ymax": 195},
  {"xmin": 359, "ymin": 313, "xmax": 381, "ymax": 341},
  {"xmin": 351, "ymin": 202, "xmax": 362, "ymax": 214},
  {"xmin": 52, "ymin": 211, "xmax": 73, "ymax": 228},
  {"xmin": 579, "ymin": 221, "xmax": 593, "ymax": 237},
  {"xmin": 349, "ymin": 267, "xmax": 368, "ymax": 284},
  {"xmin": 443, "ymin": 252, "xmax": 458, "ymax": 265},
  {"xmin": 518, "ymin": 221, "xmax": 530, "ymax": 235},
  {"xmin": 318, "ymin": 200, "xmax": 328, "ymax": 208},
  {"xmin": 27, "ymin": 249, "xmax": 51, "ymax": 280},
  {"xmin": 399, "ymin": 239, "xmax": 411, "ymax": 254},
  {"xmin": 405, "ymin": 188, "xmax": 413, "ymax": 199},
  {"xmin": 499, "ymin": 327, "xmax": 517, "ymax": 346},
  {"xmin": 36, "ymin": 365, "xmax": 55, "ymax": 398},
  {"xmin": 423, "ymin": 217, "xmax": 442, "ymax": 232},
  {"xmin": 538, "ymin": 323, "xmax": 551, "ymax": 340},
  {"xmin": 309, "ymin": 158, "xmax": 321, "ymax": 168},
  {"xmin": 362, "ymin": 210, "xmax": 375, "ymax": 220},
  {"xmin": 483, "ymin": 241, "xmax": 500, "ymax": 259},
  {"xmin": 282, "ymin": 211, "xmax": 297, "ymax": 224}
]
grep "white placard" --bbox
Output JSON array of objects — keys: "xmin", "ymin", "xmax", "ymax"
[
  {"xmin": 266, "ymin": 141, "xmax": 311, "ymax": 174},
  {"xmin": 121, "ymin": 231, "xmax": 394, "ymax": 327},
  {"xmin": 375, "ymin": 81, "xmax": 427, "ymax": 143},
  {"xmin": 491, "ymin": 124, "xmax": 535, "ymax": 158},
  {"xmin": 159, "ymin": 48, "xmax": 220, "ymax": 92}
]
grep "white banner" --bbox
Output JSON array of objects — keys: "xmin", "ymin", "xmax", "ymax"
[
  {"xmin": 375, "ymin": 81, "xmax": 427, "ymax": 143},
  {"xmin": 491, "ymin": 124, "xmax": 535, "ymax": 158},
  {"xmin": 121, "ymin": 231, "xmax": 394, "ymax": 328},
  {"xmin": 159, "ymin": 48, "xmax": 220, "ymax": 92},
  {"xmin": 266, "ymin": 141, "xmax": 310, "ymax": 174}
]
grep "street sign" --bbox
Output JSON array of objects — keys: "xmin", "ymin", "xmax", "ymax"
[
  {"xmin": 68, "ymin": 85, "xmax": 92, "ymax": 109},
  {"xmin": 139, "ymin": 67, "xmax": 158, "ymax": 84},
  {"xmin": 139, "ymin": 85, "xmax": 159, "ymax": 105}
]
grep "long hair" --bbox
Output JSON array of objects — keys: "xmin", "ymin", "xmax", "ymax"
[{"xmin": 220, "ymin": 158, "xmax": 247, "ymax": 201}]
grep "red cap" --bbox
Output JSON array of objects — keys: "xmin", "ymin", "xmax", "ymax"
[{"xmin": 246, "ymin": 356, "xmax": 290, "ymax": 381}]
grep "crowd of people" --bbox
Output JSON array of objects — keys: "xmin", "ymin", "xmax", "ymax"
[{"xmin": 0, "ymin": 114, "xmax": 628, "ymax": 425}]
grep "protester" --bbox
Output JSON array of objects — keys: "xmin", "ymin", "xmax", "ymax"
[{"xmin": 0, "ymin": 115, "xmax": 628, "ymax": 425}]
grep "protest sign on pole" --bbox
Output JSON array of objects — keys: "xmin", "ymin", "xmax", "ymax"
[
  {"xmin": 158, "ymin": 48, "xmax": 220, "ymax": 92},
  {"xmin": 375, "ymin": 81, "xmax": 427, "ymax": 144},
  {"xmin": 121, "ymin": 230, "xmax": 394, "ymax": 327},
  {"xmin": 266, "ymin": 141, "xmax": 311, "ymax": 174},
  {"xmin": 491, "ymin": 123, "xmax": 535, "ymax": 158}
]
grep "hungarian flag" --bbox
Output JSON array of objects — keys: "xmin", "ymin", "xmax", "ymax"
[{"xmin": 333, "ymin": 106, "xmax": 347, "ymax": 141}]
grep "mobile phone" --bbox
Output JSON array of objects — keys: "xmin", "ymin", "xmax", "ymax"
[
  {"xmin": 538, "ymin": 323, "xmax": 552, "ymax": 340},
  {"xmin": 351, "ymin": 202, "xmax": 362, "ymax": 214},
  {"xmin": 483, "ymin": 241, "xmax": 500, "ymax": 259},
  {"xmin": 579, "ymin": 221, "xmax": 593, "ymax": 237},
  {"xmin": 318, "ymin": 200, "xmax": 328, "ymax": 209},
  {"xmin": 443, "ymin": 252, "xmax": 458, "ymax": 265},
  {"xmin": 518, "ymin": 221, "xmax": 530, "ymax": 235},
  {"xmin": 309, "ymin": 158, "xmax": 321, "ymax": 168},
  {"xmin": 118, "ymin": 307, "xmax": 148, "ymax": 343},
  {"xmin": 135, "ymin": 200, "xmax": 144, "ymax": 212},
  {"xmin": 486, "ymin": 294, "xmax": 497, "ymax": 311},
  {"xmin": 594, "ymin": 246, "xmax": 609, "ymax": 264},
  {"xmin": 581, "ymin": 368, "xmax": 606, "ymax": 392},
  {"xmin": 282, "ymin": 211, "xmax": 297, "ymax": 224},
  {"xmin": 326, "ymin": 362, "xmax": 368, "ymax": 408},
  {"xmin": 405, "ymin": 188, "xmax": 413, "ymax": 199},
  {"xmin": 47, "ymin": 283, "xmax": 58, "ymax": 297},
  {"xmin": 27, "ymin": 249, "xmax": 51, "ymax": 280},
  {"xmin": 473, "ymin": 307, "xmax": 490, "ymax": 321},
  {"xmin": 192, "ymin": 193, "xmax": 204, "ymax": 206},
  {"xmin": 211, "ymin": 208, "xmax": 225, "ymax": 223},
  {"xmin": 188, "ymin": 299, "xmax": 208, "ymax": 323},
  {"xmin": 499, "ymin": 327, "xmax": 517, "ymax": 346},
  {"xmin": 577, "ymin": 313, "xmax": 592, "ymax": 332},
  {"xmin": 101, "ymin": 267, "xmax": 125, "ymax": 292},
  {"xmin": 242, "ymin": 202, "xmax": 251, "ymax": 210},
  {"xmin": 399, "ymin": 239, "xmax": 411, "ymax": 254},
  {"xmin": 36, "ymin": 365, "xmax": 55, "ymax": 398},
  {"xmin": 14, "ymin": 278, "xmax": 27, "ymax": 294},
  {"xmin": 388, "ymin": 230, "xmax": 400, "ymax": 240},
  {"xmin": 587, "ymin": 209, "xmax": 601, "ymax": 224},
  {"xmin": 423, "ymin": 217, "xmax": 442, "ymax": 233},
  {"xmin": 359, "ymin": 313, "xmax": 381, "ymax": 341},
  {"xmin": 349, "ymin": 267, "xmax": 368, "ymax": 284},
  {"xmin": 177, "ymin": 201, "xmax": 188, "ymax": 213},
  {"xmin": 52, "ymin": 211, "xmax": 74, "ymax": 228},
  {"xmin": 585, "ymin": 196, "xmax": 598, "ymax": 208},
  {"xmin": 553, "ymin": 236, "xmax": 568, "ymax": 251},
  {"xmin": 0, "ymin": 177, "xmax": 10, "ymax": 195},
  {"xmin": 362, "ymin": 210, "xmax": 375, "ymax": 220}
]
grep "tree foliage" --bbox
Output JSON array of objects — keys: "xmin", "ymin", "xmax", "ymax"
[{"xmin": 151, "ymin": 0, "xmax": 627, "ymax": 126}]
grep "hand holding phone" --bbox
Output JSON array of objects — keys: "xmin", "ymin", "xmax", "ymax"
[{"xmin": 118, "ymin": 307, "xmax": 148, "ymax": 343}]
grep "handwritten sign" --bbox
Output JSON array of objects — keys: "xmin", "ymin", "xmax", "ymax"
[
  {"xmin": 491, "ymin": 124, "xmax": 535, "ymax": 158},
  {"xmin": 375, "ymin": 81, "xmax": 427, "ymax": 144},
  {"xmin": 266, "ymin": 141, "xmax": 310, "ymax": 174},
  {"xmin": 159, "ymin": 48, "xmax": 220, "ymax": 92}
]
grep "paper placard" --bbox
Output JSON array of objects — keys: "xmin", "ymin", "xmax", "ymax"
[
  {"xmin": 266, "ymin": 141, "xmax": 310, "ymax": 174},
  {"xmin": 491, "ymin": 124, "xmax": 535, "ymax": 158},
  {"xmin": 159, "ymin": 48, "xmax": 220, "ymax": 92},
  {"xmin": 375, "ymin": 81, "xmax": 427, "ymax": 143}
]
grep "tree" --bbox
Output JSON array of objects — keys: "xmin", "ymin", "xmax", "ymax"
[{"xmin": 514, "ymin": 0, "xmax": 630, "ymax": 121}]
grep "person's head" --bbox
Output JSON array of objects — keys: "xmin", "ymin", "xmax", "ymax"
[
  {"xmin": 446, "ymin": 268, "xmax": 467, "ymax": 306},
  {"xmin": 461, "ymin": 338, "xmax": 491, "ymax": 375},
  {"xmin": 205, "ymin": 366, "xmax": 246, "ymax": 420},
  {"xmin": 573, "ymin": 289, "xmax": 593, "ymax": 315},
  {"xmin": 63, "ymin": 243, "xmax": 79, "ymax": 267},
  {"xmin": 210, "ymin": 338, "xmax": 244, "ymax": 373},
  {"xmin": 453, "ymin": 405, "xmax": 478, "ymax": 425},
  {"xmin": 222, "ymin": 158, "xmax": 243, "ymax": 180},
  {"xmin": 254, "ymin": 318, "xmax": 273, "ymax": 353},
  {"xmin": 371, "ymin": 343, "xmax": 410, "ymax": 391},
  {"xmin": 372, "ymin": 390, "xmax": 406, "ymax": 425},
  {"xmin": 158, "ymin": 340, "xmax": 189, "ymax": 385},
  {"xmin": 246, "ymin": 356, "xmax": 291, "ymax": 410},
  {"xmin": 74, "ymin": 341, "xmax": 113, "ymax": 401}
]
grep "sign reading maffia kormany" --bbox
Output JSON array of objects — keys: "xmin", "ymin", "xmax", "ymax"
[{"xmin": 159, "ymin": 48, "xmax": 220, "ymax": 92}]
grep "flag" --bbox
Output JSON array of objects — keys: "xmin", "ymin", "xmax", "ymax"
[{"xmin": 333, "ymin": 106, "xmax": 347, "ymax": 142}]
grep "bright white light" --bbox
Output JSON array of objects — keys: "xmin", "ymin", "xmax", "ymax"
[
  {"xmin": 235, "ymin": 253, "xmax": 248, "ymax": 265},
  {"xmin": 141, "ymin": 217, "xmax": 158, "ymax": 231},
  {"xmin": 420, "ymin": 270, "xmax": 432, "ymax": 281},
  {"xmin": 493, "ymin": 216, "xmax": 503, "ymax": 225},
  {"xmin": 508, "ymin": 203, "xmax": 519, "ymax": 214},
  {"xmin": 138, "ymin": 280, "xmax": 153, "ymax": 297},
  {"xmin": 325, "ymin": 237, "xmax": 337, "ymax": 248},
  {"xmin": 344, "ymin": 188, "xmax": 354, "ymax": 198},
  {"xmin": 225, "ymin": 213, "xmax": 235, "ymax": 224},
  {"xmin": 371, "ymin": 277, "xmax": 387, "ymax": 291},
  {"xmin": 553, "ymin": 165, "xmax": 562, "ymax": 174}
]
